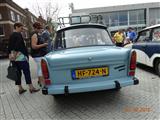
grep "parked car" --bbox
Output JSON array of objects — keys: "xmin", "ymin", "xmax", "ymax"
[
  {"xmin": 126, "ymin": 24, "xmax": 160, "ymax": 76},
  {"xmin": 41, "ymin": 17, "xmax": 139, "ymax": 96}
]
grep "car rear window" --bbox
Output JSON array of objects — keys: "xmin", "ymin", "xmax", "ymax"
[{"xmin": 55, "ymin": 27, "xmax": 113, "ymax": 49}]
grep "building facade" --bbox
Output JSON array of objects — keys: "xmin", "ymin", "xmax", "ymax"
[
  {"xmin": 0, "ymin": 0, "xmax": 45, "ymax": 57},
  {"xmin": 0, "ymin": 0, "xmax": 26, "ymax": 56},
  {"xmin": 71, "ymin": 2, "xmax": 160, "ymax": 34}
]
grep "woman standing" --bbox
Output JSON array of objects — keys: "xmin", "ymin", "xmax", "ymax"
[
  {"xmin": 113, "ymin": 29, "xmax": 125, "ymax": 47},
  {"xmin": 8, "ymin": 22, "xmax": 39, "ymax": 94},
  {"xmin": 31, "ymin": 22, "xmax": 48, "ymax": 86}
]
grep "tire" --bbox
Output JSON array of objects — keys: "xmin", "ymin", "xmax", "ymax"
[{"xmin": 155, "ymin": 59, "xmax": 160, "ymax": 77}]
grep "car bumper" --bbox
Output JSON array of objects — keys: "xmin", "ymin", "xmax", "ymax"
[{"xmin": 42, "ymin": 77, "xmax": 139, "ymax": 95}]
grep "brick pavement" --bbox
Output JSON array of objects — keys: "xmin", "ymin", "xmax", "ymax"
[{"xmin": 0, "ymin": 58, "xmax": 160, "ymax": 120}]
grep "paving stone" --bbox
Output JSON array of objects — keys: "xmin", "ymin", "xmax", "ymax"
[{"xmin": 0, "ymin": 59, "xmax": 159, "ymax": 120}]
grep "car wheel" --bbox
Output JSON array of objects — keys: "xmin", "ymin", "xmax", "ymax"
[{"xmin": 155, "ymin": 59, "xmax": 160, "ymax": 77}]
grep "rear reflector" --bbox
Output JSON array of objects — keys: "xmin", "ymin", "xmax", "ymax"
[{"xmin": 129, "ymin": 71, "xmax": 135, "ymax": 76}]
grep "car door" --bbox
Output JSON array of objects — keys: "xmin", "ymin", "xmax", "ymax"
[
  {"xmin": 132, "ymin": 29, "xmax": 151, "ymax": 65},
  {"xmin": 144, "ymin": 27, "xmax": 160, "ymax": 65}
]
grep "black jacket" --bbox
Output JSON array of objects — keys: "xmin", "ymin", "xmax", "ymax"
[{"xmin": 8, "ymin": 32, "xmax": 29, "ymax": 58}]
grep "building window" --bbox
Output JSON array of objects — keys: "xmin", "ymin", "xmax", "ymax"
[
  {"xmin": 17, "ymin": 14, "xmax": 21, "ymax": 22},
  {"xmin": 0, "ymin": 25, "xmax": 4, "ymax": 36},
  {"xmin": 138, "ymin": 10, "xmax": 145, "ymax": 24},
  {"xmin": 33, "ymin": 17, "xmax": 36, "ymax": 22},
  {"xmin": 149, "ymin": 8, "xmax": 160, "ymax": 25},
  {"xmin": 0, "ymin": 13, "xmax": 2, "ymax": 20},
  {"xmin": 110, "ymin": 12, "xmax": 118, "ymax": 26},
  {"xmin": 92, "ymin": 12, "xmax": 124, "ymax": 27},
  {"xmin": 103, "ymin": 14, "xmax": 110, "ymax": 26},
  {"xmin": 21, "ymin": 17, "xmax": 25, "ymax": 24},
  {"xmin": 10, "ymin": 11, "xmax": 15, "ymax": 21},
  {"xmin": 31, "ymin": 16, "xmax": 34, "ymax": 23},
  {"xmin": 129, "ymin": 10, "xmax": 145, "ymax": 25},
  {"xmin": 129, "ymin": 11, "xmax": 137, "ymax": 25},
  {"xmin": 119, "ymin": 11, "xmax": 128, "ymax": 26}
]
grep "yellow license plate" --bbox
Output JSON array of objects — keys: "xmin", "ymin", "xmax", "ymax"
[{"xmin": 74, "ymin": 67, "xmax": 109, "ymax": 79}]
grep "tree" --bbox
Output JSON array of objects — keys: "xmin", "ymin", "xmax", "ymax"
[
  {"xmin": 33, "ymin": 0, "xmax": 60, "ymax": 24},
  {"xmin": 32, "ymin": 0, "xmax": 60, "ymax": 39}
]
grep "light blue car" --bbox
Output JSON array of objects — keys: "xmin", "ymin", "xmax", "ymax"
[{"xmin": 41, "ymin": 24, "xmax": 139, "ymax": 96}]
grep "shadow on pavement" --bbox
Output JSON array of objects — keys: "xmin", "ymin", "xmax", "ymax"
[
  {"xmin": 53, "ymin": 89, "xmax": 122, "ymax": 107},
  {"xmin": 136, "ymin": 63, "xmax": 157, "ymax": 76}
]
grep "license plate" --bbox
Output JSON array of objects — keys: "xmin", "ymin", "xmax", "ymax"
[{"xmin": 72, "ymin": 67, "xmax": 109, "ymax": 79}]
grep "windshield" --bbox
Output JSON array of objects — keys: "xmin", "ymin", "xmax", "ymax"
[{"xmin": 55, "ymin": 27, "xmax": 113, "ymax": 49}]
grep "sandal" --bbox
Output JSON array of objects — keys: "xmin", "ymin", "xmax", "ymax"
[
  {"xmin": 29, "ymin": 88, "xmax": 40, "ymax": 93},
  {"xmin": 19, "ymin": 89, "xmax": 27, "ymax": 94}
]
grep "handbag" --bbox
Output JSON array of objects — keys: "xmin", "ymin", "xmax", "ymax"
[{"xmin": 6, "ymin": 62, "xmax": 20, "ymax": 81}]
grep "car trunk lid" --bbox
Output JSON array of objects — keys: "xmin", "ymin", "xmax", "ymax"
[{"xmin": 45, "ymin": 46, "xmax": 131, "ymax": 84}]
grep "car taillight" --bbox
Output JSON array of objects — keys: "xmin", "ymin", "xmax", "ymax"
[
  {"xmin": 41, "ymin": 59, "xmax": 51, "ymax": 85},
  {"xmin": 129, "ymin": 51, "xmax": 137, "ymax": 76},
  {"xmin": 44, "ymin": 79, "xmax": 51, "ymax": 85},
  {"xmin": 41, "ymin": 59, "xmax": 49, "ymax": 79}
]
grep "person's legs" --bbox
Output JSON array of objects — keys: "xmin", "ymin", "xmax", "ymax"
[
  {"xmin": 18, "ymin": 61, "xmax": 32, "ymax": 84},
  {"xmin": 33, "ymin": 57, "xmax": 44, "ymax": 86},
  {"xmin": 17, "ymin": 85, "xmax": 27, "ymax": 94},
  {"xmin": 18, "ymin": 61, "xmax": 39, "ymax": 93},
  {"xmin": 12, "ymin": 61, "xmax": 22, "ymax": 85},
  {"xmin": 13, "ymin": 61, "xmax": 26, "ymax": 94},
  {"xmin": 38, "ymin": 76, "xmax": 43, "ymax": 86}
]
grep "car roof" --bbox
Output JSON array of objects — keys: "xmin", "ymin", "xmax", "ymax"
[
  {"xmin": 57, "ymin": 23, "xmax": 107, "ymax": 32},
  {"xmin": 139, "ymin": 24, "xmax": 160, "ymax": 32}
]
